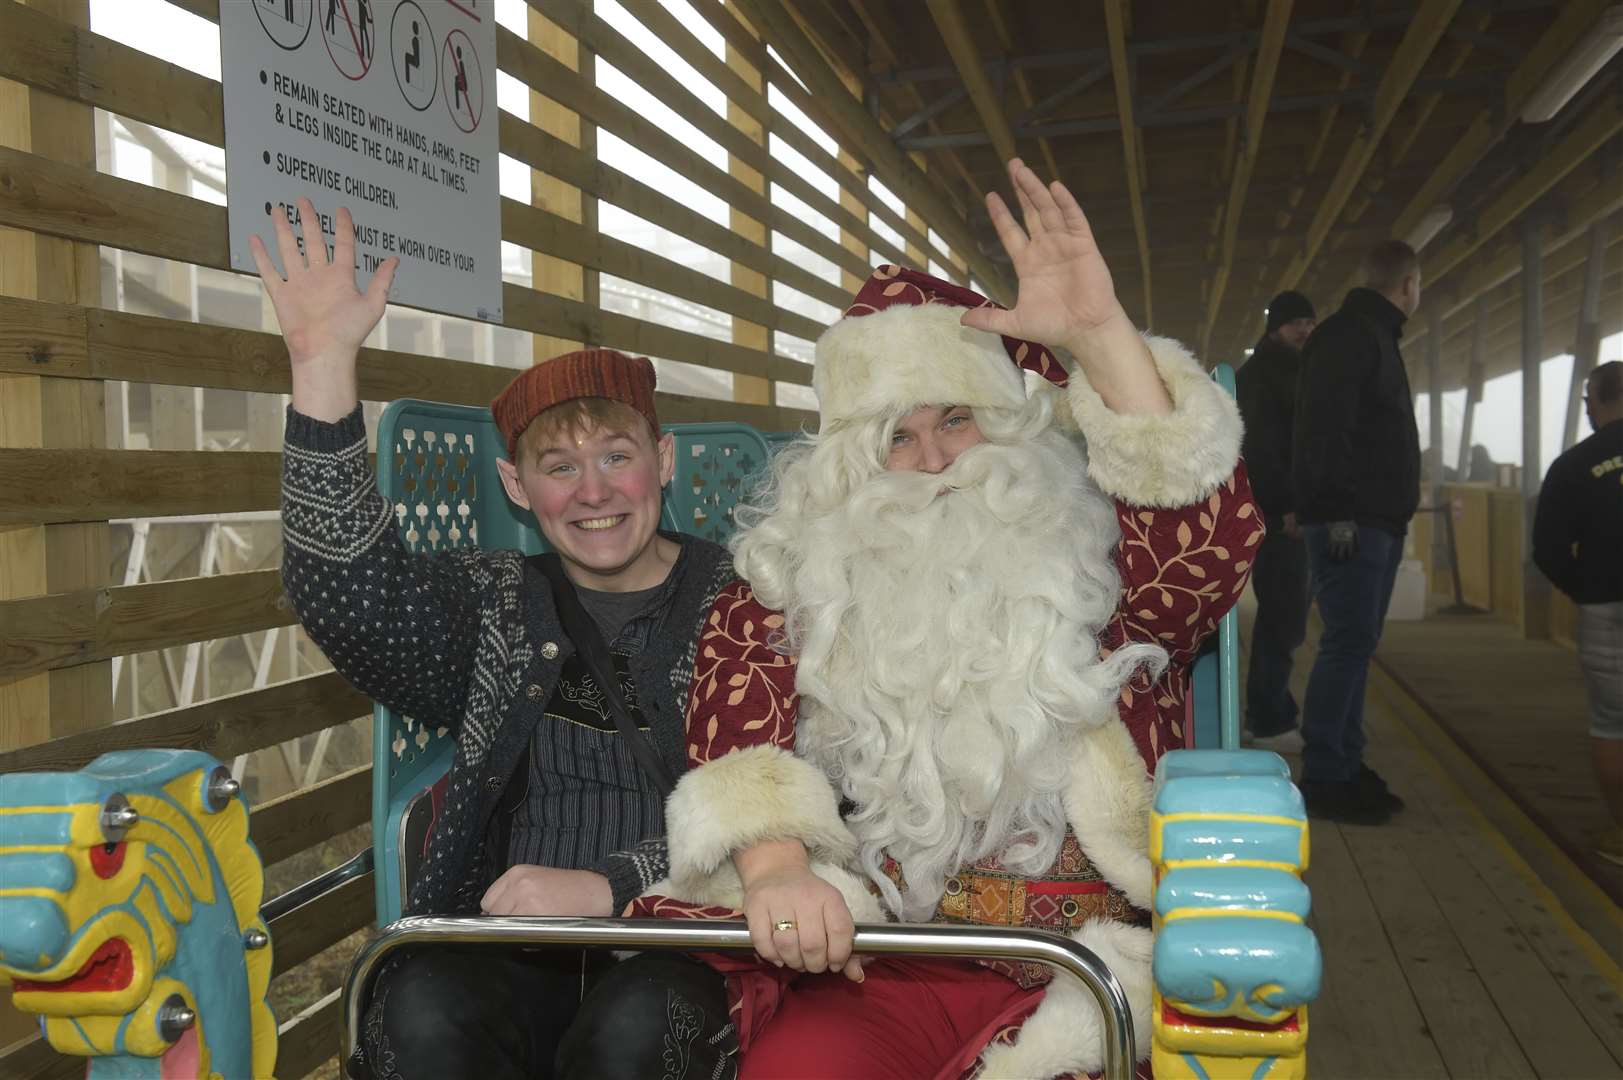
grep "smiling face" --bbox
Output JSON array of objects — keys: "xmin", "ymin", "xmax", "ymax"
[
  {"xmin": 495, "ymin": 398, "xmax": 676, "ymax": 591},
  {"xmin": 884, "ymin": 404, "xmax": 986, "ymax": 473}
]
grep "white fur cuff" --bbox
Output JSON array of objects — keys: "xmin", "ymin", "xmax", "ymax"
[
  {"xmin": 975, "ymin": 919, "xmax": 1154, "ymax": 1079},
  {"xmin": 664, "ymin": 745, "xmax": 870, "ymax": 910},
  {"xmin": 1064, "ymin": 720, "xmax": 1155, "ymax": 910},
  {"xmin": 1067, "ymin": 334, "xmax": 1243, "ymax": 508}
]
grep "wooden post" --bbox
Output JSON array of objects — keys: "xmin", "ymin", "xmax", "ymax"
[
  {"xmin": 529, "ymin": 9, "xmax": 597, "ymax": 360},
  {"xmin": 0, "ymin": 0, "xmax": 106, "ymax": 1047},
  {"xmin": 1456, "ymin": 298, "xmax": 1487, "ymax": 482},
  {"xmin": 0, "ymin": 0, "xmax": 109, "ymax": 750},
  {"xmin": 905, "ymin": 205, "xmax": 928, "ymax": 269},
  {"xmin": 1563, "ymin": 222, "xmax": 1608, "ymax": 449},
  {"xmin": 838, "ymin": 144, "xmax": 869, "ymax": 295},
  {"xmin": 727, "ymin": 20, "xmax": 771, "ymax": 407},
  {"xmin": 1426, "ymin": 302, "xmax": 1449, "ymax": 577},
  {"xmin": 1521, "ymin": 215, "xmax": 1550, "ymax": 640}
]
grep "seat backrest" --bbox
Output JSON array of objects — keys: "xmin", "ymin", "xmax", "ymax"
[
  {"xmin": 1188, "ymin": 363, "xmax": 1243, "ymax": 750},
  {"xmin": 369, "ymin": 399, "xmax": 771, "ymax": 923}
]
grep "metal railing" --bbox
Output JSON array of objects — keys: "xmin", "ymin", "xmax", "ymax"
[{"xmin": 342, "ymin": 917, "xmax": 1136, "ymax": 1079}]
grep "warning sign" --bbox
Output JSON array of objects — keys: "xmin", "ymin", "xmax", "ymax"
[{"xmin": 223, "ymin": 0, "xmax": 502, "ymax": 323}]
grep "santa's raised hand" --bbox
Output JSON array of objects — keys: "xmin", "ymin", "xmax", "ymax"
[{"xmin": 962, "ymin": 160, "xmax": 1172, "ymax": 416}]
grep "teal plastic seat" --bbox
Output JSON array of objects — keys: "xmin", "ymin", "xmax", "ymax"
[{"xmin": 370, "ymin": 399, "xmax": 769, "ymax": 923}]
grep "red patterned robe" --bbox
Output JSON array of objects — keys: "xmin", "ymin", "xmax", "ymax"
[{"xmin": 635, "ymin": 336, "xmax": 1261, "ymax": 1079}]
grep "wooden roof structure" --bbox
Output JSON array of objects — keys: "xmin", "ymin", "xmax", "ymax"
[{"xmin": 770, "ymin": 0, "xmax": 1622, "ymax": 386}]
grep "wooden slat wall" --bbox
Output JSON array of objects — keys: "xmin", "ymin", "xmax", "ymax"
[{"xmin": 0, "ymin": 1, "xmax": 993, "ymax": 1074}]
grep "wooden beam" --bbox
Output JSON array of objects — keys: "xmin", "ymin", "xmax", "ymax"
[
  {"xmin": 0, "ymin": 671, "xmax": 368, "ymax": 775},
  {"xmin": 274, "ymin": 990, "xmax": 343, "ymax": 1080},
  {"xmin": 732, "ymin": 0, "xmax": 1013, "ymax": 299},
  {"xmin": 0, "ymin": 145, "xmax": 820, "ymax": 394},
  {"xmin": 0, "ymin": 568, "xmax": 291, "ymax": 682},
  {"xmin": 0, "ymin": 449, "xmax": 279, "ymax": 524},
  {"xmin": 537, "ymin": 0, "xmax": 910, "ymax": 268},
  {"xmin": 1274, "ymin": 0, "xmax": 1463, "ymax": 292},
  {"xmin": 1201, "ymin": 0, "xmax": 1293, "ymax": 357},
  {"xmin": 498, "ymin": 111, "xmax": 848, "ymax": 310},
  {"xmin": 526, "ymin": 5, "xmax": 594, "ymax": 357},
  {"xmin": 267, "ymin": 867, "xmax": 373, "ymax": 977},
  {"xmin": 840, "ymin": 0, "xmax": 986, "ymax": 213},
  {"xmin": 1422, "ymin": 96, "xmax": 1623, "ymax": 286},
  {"xmin": 1316, "ymin": 0, "xmax": 1612, "ymax": 310},
  {"xmin": 1333, "ymin": 6, "xmax": 1492, "ymax": 239},
  {"xmin": 0, "ymin": 0, "xmax": 109, "ymax": 769},
  {"xmin": 925, "ymin": 0, "xmax": 1017, "ymax": 166},
  {"xmin": 1102, "ymin": 0, "xmax": 1153, "ymax": 327},
  {"xmin": 1389, "ymin": 0, "xmax": 1609, "ymax": 246},
  {"xmin": 983, "ymin": 0, "xmax": 1062, "ymax": 181},
  {"xmin": 727, "ymin": 16, "xmax": 772, "ymax": 407},
  {"xmin": 253, "ymin": 765, "xmax": 372, "ymax": 867},
  {"xmin": 1221, "ymin": 28, "xmax": 1369, "ymax": 359},
  {"xmin": 616, "ymin": 0, "xmax": 950, "ymax": 277},
  {"xmin": 1411, "ymin": 203, "xmax": 1623, "ymax": 354}
]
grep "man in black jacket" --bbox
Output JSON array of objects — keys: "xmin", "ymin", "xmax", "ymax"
[
  {"xmin": 1292, "ymin": 241, "xmax": 1422, "ymax": 825},
  {"xmin": 1237, "ymin": 290, "xmax": 1316, "ymax": 748},
  {"xmin": 1533, "ymin": 360, "xmax": 1623, "ymax": 866}
]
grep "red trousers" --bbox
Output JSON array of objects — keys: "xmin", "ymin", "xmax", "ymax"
[{"xmin": 738, "ymin": 956, "xmax": 1043, "ymax": 1080}]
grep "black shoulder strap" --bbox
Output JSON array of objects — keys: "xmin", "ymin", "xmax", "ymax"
[{"xmin": 533, "ymin": 554, "xmax": 677, "ymax": 797}]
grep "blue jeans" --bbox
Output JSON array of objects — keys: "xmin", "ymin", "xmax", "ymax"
[
  {"xmin": 1246, "ymin": 529, "xmax": 1310, "ymax": 736},
  {"xmin": 1301, "ymin": 524, "xmax": 1405, "ymax": 784}
]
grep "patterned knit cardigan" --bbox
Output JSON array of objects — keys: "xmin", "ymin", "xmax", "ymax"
[{"xmin": 280, "ymin": 406, "xmax": 736, "ymax": 916}]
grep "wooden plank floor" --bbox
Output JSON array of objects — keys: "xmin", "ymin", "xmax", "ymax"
[
  {"xmin": 1374, "ymin": 614, "xmax": 1622, "ymax": 901},
  {"xmin": 1236, "ymin": 602, "xmax": 1623, "ymax": 1080}
]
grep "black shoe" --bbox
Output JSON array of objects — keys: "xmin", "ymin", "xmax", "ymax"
[
  {"xmin": 1357, "ymin": 765, "xmax": 1406, "ymax": 813},
  {"xmin": 1301, "ymin": 779, "xmax": 1394, "ymax": 826}
]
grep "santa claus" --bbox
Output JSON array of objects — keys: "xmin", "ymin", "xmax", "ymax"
[{"xmin": 631, "ymin": 160, "xmax": 1261, "ymax": 1079}]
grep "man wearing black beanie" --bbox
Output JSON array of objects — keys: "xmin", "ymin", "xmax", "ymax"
[{"xmin": 1236, "ymin": 290, "xmax": 1316, "ymax": 753}]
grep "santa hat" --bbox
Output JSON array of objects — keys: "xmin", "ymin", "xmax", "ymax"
[
  {"xmin": 814, "ymin": 265, "xmax": 1066, "ymax": 427},
  {"xmin": 813, "ymin": 264, "xmax": 1246, "ymax": 510}
]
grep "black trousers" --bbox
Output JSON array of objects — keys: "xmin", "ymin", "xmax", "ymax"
[
  {"xmin": 360, "ymin": 947, "xmax": 736, "ymax": 1080},
  {"xmin": 1245, "ymin": 527, "xmax": 1311, "ymax": 736}
]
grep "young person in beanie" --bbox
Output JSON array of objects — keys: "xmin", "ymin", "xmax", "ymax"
[
  {"xmin": 621, "ymin": 160, "xmax": 1262, "ymax": 1079},
  {"xmin": 1235, "ymin": 290, "xmax": 1316, "ymax": 751},
  {"xmin": 253, "ymin": 197, "xmax": 736, "ymax": 1079}
]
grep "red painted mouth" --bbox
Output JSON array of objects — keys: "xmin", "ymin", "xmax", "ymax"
[
  {"xmin": 1162, "ymin": 999, "xmax": 1300, "ymax": 1034},
  {"xmin": 12, "ymin": 938, "xmax": 134, "ymax": 994}
]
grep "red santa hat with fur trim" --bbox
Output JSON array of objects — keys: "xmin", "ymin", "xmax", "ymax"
[
  {"xmin": 813, "ymin": 265, "xmax": 1066, "ymax": 427},
  {"xmin": 814, "ymin": 264, "xmax": 1247, "ymax": 511}
]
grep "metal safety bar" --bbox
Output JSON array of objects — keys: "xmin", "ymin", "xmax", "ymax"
[
  {"xmin": 341, "ymin": 916, "xmax": 1136, "ymax": 1079},
  {"xmin": 261, "ymin": 848, "xmax": 373, "ymax": 923}
]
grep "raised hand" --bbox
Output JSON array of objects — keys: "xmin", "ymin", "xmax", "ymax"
[
  {"xmin": 960, "ymin": 159, "xmax": 1127, "ymax": 348},
  {"xmin": 249, "ymin": 196, "xmax": 397, "ymax": 421},
  {"xmin": 964, "ymin": 159, "xmax": 1171, "ymax": 416}
]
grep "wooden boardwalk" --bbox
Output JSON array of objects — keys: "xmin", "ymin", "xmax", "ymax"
[
  {"xmin": 1375, "ymin": 614, "xmax": 1623, "ymax": 903},
  {"xmin": 1237, "ymin": 605, "xmax": 1623, "ymax": 1079}
]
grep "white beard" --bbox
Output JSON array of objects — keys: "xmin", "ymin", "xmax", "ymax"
[{"xmin": 733, "ymin": 400, "xmax": 1166, "ymax": 920}]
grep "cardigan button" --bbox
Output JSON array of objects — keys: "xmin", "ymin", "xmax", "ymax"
[
  {"xmin": 526, "ymin": 684, "xmax": 544, "ymax": 701},
  {"xmin": 485, "ymin": 776, "xmax": 502, "ymax": 793},
  {"xmin": 540, "ymin": 641, "xmax": 560, "ymax": 660}
]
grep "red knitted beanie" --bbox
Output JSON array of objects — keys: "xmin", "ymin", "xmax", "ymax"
[{"xmin": 491, "ymin": 348, "xmax": 659, "ymax": 458}]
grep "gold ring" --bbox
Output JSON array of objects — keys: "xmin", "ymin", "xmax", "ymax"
[{"xmin": 772, "ymin": 919, "xmax": 796, "ymax": 933}]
